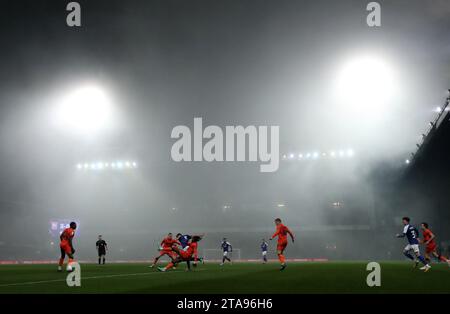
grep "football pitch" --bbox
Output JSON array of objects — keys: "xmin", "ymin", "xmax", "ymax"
[{"xmin": 0, "ymin": 261, "xmax": 449, "ymax": 294}]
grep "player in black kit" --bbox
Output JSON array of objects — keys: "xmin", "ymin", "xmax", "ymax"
[{"xmin": 96, "ymin": 235, "xmax": 108, "ymax": 265}]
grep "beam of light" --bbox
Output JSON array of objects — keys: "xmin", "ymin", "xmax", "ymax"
[{"xmin": 53, "ymin": 85, "xmax": 114, "ymax": 135}]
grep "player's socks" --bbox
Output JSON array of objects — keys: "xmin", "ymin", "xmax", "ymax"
[
  {"xmin": 403, "ymin": 252, "xmax": 414, "ymax": 261},
  {"xmin": 438, "ymin": 255, "xmax": 448, "ymax": 262},
  {"xmin": 280, "ymin": 264, "xmax": 286, "ymax": 271},
  {"xmin": 103, "ymin": 257, "xmax": 106, "ymax": 264},
  {"xmin": 418, "ymin": 255, "xmax": 428, "ymax": 265},
  {"xmin": 165, "ymin": 262, "xmax": 174, "ymax": 271},
  {"xmin": 278, "ymin": 254, "xmax": 286, "ymax": 264},
  {"xmin": 58, "ymin": 258, "xmax": 64, "ymax": 267},
  {"xmin": 98, "ymin": 258, "xmax": 101, "ymax": 265}
]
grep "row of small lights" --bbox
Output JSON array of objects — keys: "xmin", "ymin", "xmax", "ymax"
[
  {"xmin": 405, "ymin": 100, "xmax": 450, "ymax": 165},
  {"xmin": 76, "ymin": 161, "xmax": 138, "ymax": 170},
  {"xmin": 282, "ymin": 149, "xmax": 354, "ymax": 160}
]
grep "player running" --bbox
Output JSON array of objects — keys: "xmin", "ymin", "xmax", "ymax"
[
  {"xmin": 158, "ymin": 235, "xmax": 203, "ymax": 272},
  {"xmin": 396, "ymin": 217, "xmax": 431, "ymax": 272},
  {"xmin": 220, "ymin": 238, "xmax": 233, "ymax": 266},
  {"xmin": 96, "ymin": 235, "xmax": 108, "ymax": 265},
  {"xmin": 149, "ymin": 233, "xmax": 180, "ymax": 268},
  {"xmin": 270, "ymin": 218, "xmax": 294, "ymax": 271},
  {"xmin": 261, "ymin": 239, "xmax": 269, "ymax": 264},
  {"xmin": 420, "ymin": 222, "xmax": 450, "ymax": 266},
  {"xmin": 58, "ymin": 221, "xmax": 77, "ymax": 272}
]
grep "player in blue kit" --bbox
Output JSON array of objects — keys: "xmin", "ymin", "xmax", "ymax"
[
  {"xmin": 176, "ymin": 233, "xmax": 192, "ymax": 249},
  {"xmin": 396, "ymin": 217, "xmax": 431, "ymax": 272},
  {"xmin": 220, "ymin": 238, "xmax": 233, "ymax": 266},
  {"xmin": 261, "ymin": 239, "xmax": 269, "ymax": 264}
]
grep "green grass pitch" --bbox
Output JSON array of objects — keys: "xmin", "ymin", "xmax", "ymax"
[{"xmin": 0, "ymin": 261, "xmax": 449, "ymax": 294}]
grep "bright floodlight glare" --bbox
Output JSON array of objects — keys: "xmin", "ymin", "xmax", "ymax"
[
  {"xmin": 347, "ymin": 149, "xmax": 354, "ymax": 157},
  {"xmin": 289, "ymin": 154, "xmax": 294, "ymax": 159},
  {"xmin": 54, "ymin": 85, "xmax": 113, "ymax": 134},
  {"xmin": 336, "ymin": 55, "xmax": 395, "ymax": 113},
  {"xmin": 405, "ymin": 159, "xmax": 410, "ymax": 164}
]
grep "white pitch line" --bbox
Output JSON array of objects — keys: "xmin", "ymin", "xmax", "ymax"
[{"xmin": 0, "ymin": 269, "xmax": 206, "ymax": 287}]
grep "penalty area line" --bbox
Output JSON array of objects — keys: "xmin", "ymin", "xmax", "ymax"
[{"xmin": 0, "ymin": 269, "xmax": 207, "ymax": 287}]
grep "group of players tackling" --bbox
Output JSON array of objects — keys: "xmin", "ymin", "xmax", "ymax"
[
  {"xmin": 57, "ymin": 217, "xmax": 449, "ymax": 273},
  {"xmin": 148, "ymin": 218, "xmax": 294, "ymax": 272}
]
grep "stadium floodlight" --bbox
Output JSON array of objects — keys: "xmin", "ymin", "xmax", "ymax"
[
  {"xmin": 346, "ymin": 149, "xmax": 354, "ymax": 157},
  {"xmin": 289, "ymin": 154, "xmax": 294, "ymax": 159},
  {"xmin": 435, "ymin": 107, "xmax": 442, "ymax": 113},
  {"xmin": 282, "ymin": 154, "xmax": 287, "ymax": 160},
  {"xmin": 116, "ymin": 161, "xmax": 124, "ymax": 169},
  {"xmin": 405, "ymin": 159, "xmax": 410, "ymax": 164},
  {"xmin": 298, "ymin": 154, "xmax": 303, "ymax": 159},
  {"xmin": 312, "ymin": 152, "xmax": 319, "ymax": 159},
  {"xmin": 76, "ymin": 164, "xmax": 82, "ymax": 170},
  {"xmin": 335, "ymin": 55, "xmax": 395, "ymax": 115},
  {"xmin": 330, "ymin": 151, "xmax": 336, "ymax": 157},
  {"xmin": 53, "ymin": 84, "xmax": 114, "ymax": 135},
  {"xmin": 132, "ymin": 162, "xmax": 137, "ymax": 168}
]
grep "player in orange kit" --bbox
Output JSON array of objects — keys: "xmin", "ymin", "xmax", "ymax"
[
  {"xmin": 420, "ymin": 222, "xmax": 450, "ymax": 267},
  {"xmin": 158, "ymin": 235, "xmax": 203, "ymax": 272},
  {"xmin": 270, "ymin": 218, "xmax": 295, "ymax": 271},
  {"xmin": 58, "ymin": 221, "xmax": 77, "ymax": 272},
  {"xmin": 149, "ymin": 233, "xmax": 180, "ymax": 268}
]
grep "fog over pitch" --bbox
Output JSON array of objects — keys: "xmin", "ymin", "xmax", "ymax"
[{"xmin": 0, "ymin": 0, "xmax": 449, "ymax": 260}]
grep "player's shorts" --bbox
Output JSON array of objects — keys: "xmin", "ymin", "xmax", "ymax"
[
  {"xmin": 426, "ymin": 243, "xmax": 437, "ymax": 254},
  {"xmin": 262, "ymin": 251, "xmax": 267, "ymax": 256},
  {"xmin": 179, "ymin": 250, "xmax": 191, "ymax": 260},
  {"xmin": 223, "ymin": 251, "xmax": 228, "ymax": 257},
  {"xmin": 60, "ymin": 243, "xmax": 73, "ymax": 255},
  {"xmin": 160, "ymin": 248, "xmax": 175, "ymax": 257},
  {"xmin": 277, "ymin": 241, "xmax": 288, "ymax": 252},
  {"xmin": 404, "ymin": 244, "xmax": 420, "ymax": 254},
  {"xmin": 98, "ymin": 249, "xmax": 106, "ymax": 256}
]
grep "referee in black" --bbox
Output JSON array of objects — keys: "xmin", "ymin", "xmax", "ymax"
[{"xmin": 96, "ymin": 235, "xmax": 108, "ymax": 265}]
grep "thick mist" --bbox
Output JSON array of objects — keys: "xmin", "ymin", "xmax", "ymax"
[{"xmin": 0, "ymin": 0, "xmax": 449, "ymax": 261}]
